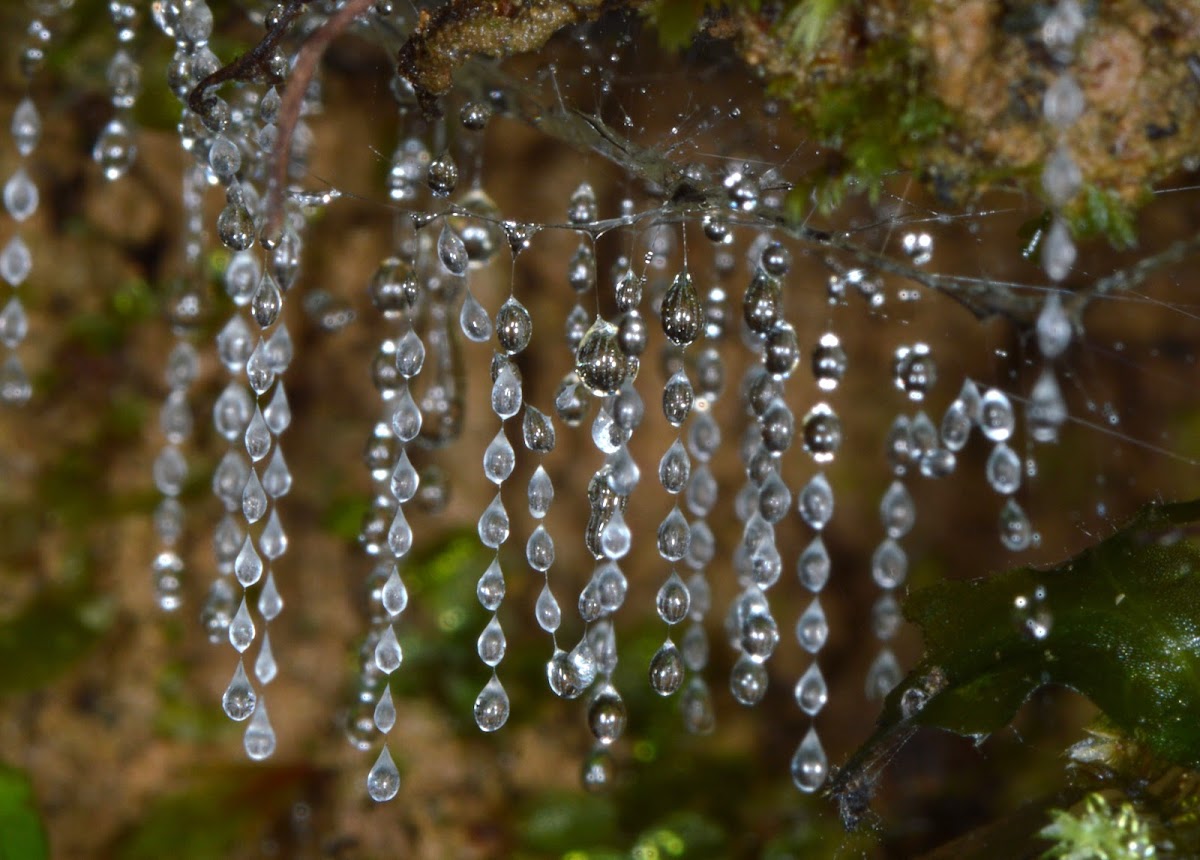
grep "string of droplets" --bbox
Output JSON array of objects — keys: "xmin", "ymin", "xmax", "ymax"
[
  {"xmin": 94, "ymin": 2, "xmax": 142, "ymax": 180},
  {"xmin": 0, "ymin": 9, "xmax": 55, "ymax": 408}
]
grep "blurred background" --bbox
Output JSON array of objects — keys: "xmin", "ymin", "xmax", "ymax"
[{"xmin": 1, "ymin": 2, "xmax": 1199, "ymax": 858}]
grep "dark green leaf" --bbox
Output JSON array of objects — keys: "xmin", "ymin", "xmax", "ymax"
[
  {"xmin": 0, "ymin": 766, "xmax": 48, "ymax": 860},
  {"xmin": 831, "ymin": 499, "xmax": 1200, "ymax": 821}
]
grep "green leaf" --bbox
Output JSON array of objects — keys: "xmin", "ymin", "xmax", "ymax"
[
  {"xmin": 831, "ymin": 499, "xmax": 1200, "ymax": 819},
  {"xmin": 0, "ymin": 766, "xmax": 48, "ymax": 860}
]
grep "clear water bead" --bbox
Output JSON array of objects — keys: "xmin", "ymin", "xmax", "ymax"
[
  {"xmin": 649, "ymin": 639, "xmax": 684, "ymax": 696},
  {"xmin": 244, "ymin": 406, "xmax": 271, "ymax": 462},
  {"xmin": 1028, "ymin": 368, "xmax": 1067, "ymax": 443},
  {"xmin": 374, "ymin": 624, "xmax": 403, "ymax": 674},
  {"xmin": 396, "ymin": 330, "xmax": 426, "ymax": 378},
  {"xmin": 527, "ymin": 465, "xmax": 554, "ymax": 518},
  {"xmin": 1, "ymin": 236, "xmax": 32, "ymax": 287},
  {"xmin": 893, "ymin": 343, "xmax": 937, "ymax": 401},
  {"xmin": 258, "ymin": 570, "xmax": 283, "ymax": 621},
  {"xmin": 568, "ymin": 242, "xmax": 596, "ymax": 294},
  {"xmin": 880, "ymin": 480, "xmax": 915, "ymax": 539},
  {"xmin": 234, "ymin": 534, "xmax": 263, "ymax": 587},
  {"xmin": 796, "ymin": 598, "xmax": 828, "ymax": 653},
  {"xmin": 1036, "ymin": 293, "xmax": 1072, "ymax": 358},
  {"xmin": 1042, "ymin": 146, "xmax": 1082, "ymax": 206},
  {"xmin": 391, "ymin": 387, "xmax": 422, "ymax": 442},
  {"xmin": 254, "ymin": 632, "xmax": 277, "ymax": 685},
  {"xmin": 439, "ymin": 224, "xmax": 469, "ymax": 277},
  {"xmin": 1043, "ymin": 74, "xmax": 1084, "ymax": 128},
  {"xmin": 367, "ymin": 747, "xmax": 400, "ymax": 802},
  {"xmin": 523, "ymin": 405, "xmax": 556, "ymax": 454},
  {"xmin": 802, "ymin": 404, "xmax": 842, "ymax": 462},
  {"xmin": 246, "ymin": 339, "xmax": 275, "ymax": 395},
  {"xmin": 600, "ymin": 508, "xmax": 631, "ymax": 560},
  {"xmin": 790, "ymin": 728, "xmax": 828, "ymax": 793},
  {"xmin": 871, "ymin": 538, "xmax": 908, "ymax": 588},
  {"xmin": 657, "ymin": 507, "xmax": 691, "ymax": 562},
  {"xmin": 662, "ymin": 370, "xmax": 694, "ymax": 427},
  {"xmin": 0, "ymin": 298, "xmax": 28, "ymax": 348},
  {"xmin": 866, "ymin": 649, "xmax": 902, "ymax": 701},
  {"xmin": 940, "ymin": 398, "xmax": 972, "ymax": 451},
  {"xmin": 535, "ymin": 582, "xmax": 561, "ymax": 633},
  {"xmin": 222, "ymin": 659, "xmax": 257, "ymax": 721},
  {"xmin": 474, "ymin": 675, "xmax": 510, "ymax": 732},
  {"xmin": 743, "ymin": 268, "xmax": 782, "ymax": 335},
  {"xmin": 588, "ymin": 686, "xmax": 627, "ymax": 745},
  {"xmin": 496, "ymin": 297, "xmax": 532, "ymax": 355},
  {"xmin": 658, "ymin": 439, "xmax": 691, "ymax": 494},
  {"xmin": 477, "ymin": 558, "xmax": 506, "ymax": 611},
  {"xmin": 216, "ymin": 183, "xmax": 255, "ymax": 251},
  {"xmin": 797, "ymin": 473, "xmax": 834, "ymax": 530},
  {"xmin": 242, "ymin": 469, "xmax": 268, "ymax": 523},
  {"xmin": 797, "ymin": 536, "xmax": 831, "ymax": 593},
  {"xmin": 243, "ymin": 703, "xmax": 279, "ymax": 761},
  {"xmin": 576, "ymin": 317, "xmax": 626, "ymax": 396},
  {"xmin": 4, "ymin": 167, "xmax": 38, "ymax": 222},
  {"xmin": 526, "ymin": 524, "xmax": 555, "ymax": 571},
  {"xmin": 477, "ymin": 615, "xmax": 506, "ymax": 666},
  {"xmin": 382, "ymin": 566, "xmax": 408, "ymax": 616},
  {"xmin": 661, "ymin": 271, "xmax": 702, "ymax": 347},
  {"xmin": 980, "ymin": 388, "xmax": 1016, "ymax": 442},
  {"xmin": 389, "ymin": 451, "xmax": 419, "ymax": 503},
  {"xmin": 483, "ymin": 428, "xmax": 515, "ymax": 484},
  {"xmin": 730, "ymin": 654, "xmax": 768, "ymax": 706},
  {"xmin": 872, "ymin": 592, "xmax": 902, "ymax": 640},
  {"xmin": 1042, "ymin": 218, "xmax": 1077, "ymax": 282},
  {"xmin": 259, "ymin": 509, "xmax": 288, "ymax": 560},
  {"xmin": 812, "ymin": 333, "xmax": 847, "ymax": 391},
  {"xmin": 374, "ymin": 684, "xmax": 396, "ymax": 733},
  {"xmin": 478, "ymin": 493, "xmax": 510, "ymax": 548},
  {"xmin": 986, "ymin": 443, "xmax": 1022, "ymax": 494},
  {"xmin": 387, "ymin": 506, "xmax": 412, "ymax": 557},
  {"xmin": 567, "ymin": 181, "xmax": 598, "ymax": 224},
  {"xmin": 491, "ymin": 363, "xmax": 522, "ymax": 419},
  {"xmin": 795, "ymin": 663, "xmax": 828, "ymax": 717},
  {"xmin": 262, "ymin": 447, "xmax": 292, "ymax": 498},
  {"xmin": 229, "ymin": 597, "xmax": 255, "ymax": 652},
  {"xmin": 656, "ymin": 570, "xmax": 691, "ymax": 625},
  {"xmin": 11, "ymin": 98, "xmax": 41, "ymax": 157}
]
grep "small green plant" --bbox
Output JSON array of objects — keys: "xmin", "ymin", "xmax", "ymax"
[{"xmin": 1040, "ymin": 793, "xmax": 1155, "ymax": 860}]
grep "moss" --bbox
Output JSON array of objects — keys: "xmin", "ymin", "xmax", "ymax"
[{"xmin": 1040, "ymin": 793, "xmax": 1156, "ymax": 860}]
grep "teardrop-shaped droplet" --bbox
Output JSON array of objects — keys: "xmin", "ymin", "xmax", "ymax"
[
  {"xmin": 1037, "ymin": 292, "xmax": 1072, "ymax": 358},
  {"xmin": 661, "ymin": 271, "xmax": 701, "ymax": 346},
  {"xmin": 245, "ymin": 339, "xmax": 275, "ymax": 396},
  {"xmin": 242, "ymin": 469, "xmax": 268, "ymax": 523},
  {"xmin": 389, "ymin": 450, "xmax": 419, "ymax": 503},
  {"xmin": 477, "ymin": 615, "xmax": 507, "ymax": 667},
  {"xmin": 599, "ymin": 508, "xmax": 631, "ymax": 560},
  {"xmin": 743, "ymin": 268, "xmax": 782, "ymax": 335},
  {"xmin": 866, "ymin": 648, "xmax": 902, "ymax": 700},
  {"xmin": 590, "ymin": 403, "xmax": 628, "ymax": 455},
  {"xmin": 764, "ymin": 321, "xmax": 800, "ymax": 379},
  {"xmin": 986, "ymin": 442, "xmax": 1022, "ymax": 494},
  {"xmin": 477, "ymin": 493, "xmax": 510, "ymax": 549},
  {"xmin": 686, "ymin": 465, "xmax": 717, "ymax": 518},
  {"xmin": 730, "ymin": 653, "xmax": 768, "ymax": 706},
  {"xmin": 266, "ymin": 323, "xmax": 293, "ymax": 373},
  {"xmin": 396, "ymin": 329, "xmax": 425, "ymax": 379},
  {"xmin": 0, "ymin": 297, "xmax": 28, "ymax": 349},
  {"xmin": 259, "ymin": 508, "xmax": 288, "ymax": 560},
  {"xmin": 790, "ymin": 727, "xmax": 828, "ymax": 793},
  {"xmin": 1028, "ymin": 368, "xmax": 1067, "ymax": 443},
  {"xmin": 657, "ymin": 507, "xmax": 690, "ymax": 562},
  {"xmin": 658, "ymin": 439, "xmax": 691, "ymax": 495},
  {"xmin": 527, "ymin": 465, "xmax": 554, "ymax": 519},
  {"xmin": 0, "ymin": 236, "xmax": 32, "ymax": 287},
  {"xmin": 547, "ymin": 647, "xmax": 588, "ymax": 699},
  {"xmin": 587, "ymin": 685, "xmax": 627, "ymax": 745},
  {"xmin": 382, "ymin": 566, "xmax": 408, "ymax": 616},
  {"xmin": 940, "ymin": 398, "xmax": 971, "ymax": 451},
  {"xmin": 93, "ymin": 118, "xmax": 138, "ymax": 181},
  {"xmin": 251, "ymin": 272, "xmax": 282, "ymax": 329},
  {"xmin": 367, "ymin": 746, "xmax": 400, "ymax": 802},
  {"xmin": 11, "ymin": 97, "xmax": 41, "ymax": 157},
  {"xmin": 254, "ymin": 631, "xmax": 277, "ymax": 685},
  {"xmin": 535, "ymin": 582, "xmax": 561, "ymax": 633},
  {"xmin": 263, "ymin": 383, "xmax": 291, "ymax": 435},
  {"xmin": 491, "ymin": 362, "xmax": 522, "ymax": 419},
  {"xmin": 217, "ymin": 317, "xmax": 254, "ymax": 374},
  {"xmin": 662, "ymin": 370, "xmax": 694, "ymax": 428},
  {"xmin": 802, "ymin": 403, "xmax": 842, "ymax": 463},
  {"xmin": 612, "ymin": 382, "xmax": 644, "ymax": 433},
  {"xmin": 1042, "ymin": 217, "xmax": 1076, "ymax": 282},
  {"xmin": 208, "ymin": 133, "xmax": 241, "ymax": 182},
  {"xmin": 477, "ymin": 557, "xmax": 505, "ymax": 611},
  {"xmin": 262, "ymin": 447, "xmax": 292, "ymax": 498},
  {"xmin": 496, "ymin": 296, "xmax": 532, "ymax": 355},
  {"xmin": 222, "ymin": 659, "xmax": 257, "ymax": 721},
  {"xmin": 438, "ymin": 223, "xmax": 469, "ymax": 276},
  {"xmin": 216, "ymin": 182, "xmax": 255, "ymax": 251},
  {"xmin": 880, "ymin": 480, "xmax": 915, "ymax": 539},
  {"xmin": 999, "ymin": 498, "xmax": 1033, "ymax": 551},
  {"xmin": 387, "ymin": 506, "xmax": 413, "ymax": 558},
  {"xmin": 244, "ymin": 406, "xmax": 271, "ymax": 462},
  {"xmin": 234, "ymin": 534, "xmax": 264, "ymax": 587},
  {"xmin": 526, "ymin": 524, "xmax": 555, "ymax": 572},
  {"xmin": 375, "ymin": 624, "xmax": 403, "ymax": 674},
  {"xmin": 229, "ymin": 597, "xmax": 256, "ymax": 652},
  {"xmin": 795, "ymin": 662, "xmax": 828, "ymax": 716},
  {"xmin": 796, "ymin": 598, "xmax": 829, "ymax": 653},
  {"xmin": 812, "ymin": 332, "xmax": 847, "ymax": 391},
  {"xmin": 458, "ymin": 288, "xmax": 491, "ymax": 341},
  {"xmin": 760, "ymin": 400, "xmax": 794, "ymax": 454},
  {"xmin": 427, "ymin": 151, "xmax": 458, "ymax": 197},
  {"xmin": 575, "ymin": 317, "xmax": 626, "ymax": 396},
  {"xmin": 797, "ymin": 473, "xmax": 834, "ymax": 530},
  {"xmin": 649, "ymin": 638, "xmax": 684, "ymax": 696},
  {"xmin": 483, "ymin": 428, "xmax": 515, "ymax": 484},
  {"xmin": 522, "ymin": 405, "xmax": 556, "ymax": 454},
  {"xmin": 242, "ymin": 699, "xmax": 276, "ymax": 761},
  {"xmin": 214, "ymin": 452, "xmax": 249, "ymax": 514},
  {"xmin": 474, "ymin": 674, "xmax": 510, "ymax": 731},
  {"xmin": 391, "ymin": 386, "xmax": 423, "ymax": 442},
  {"xmin": 758, "ymin": 471, "xmax": 792, "ymax": 524},
  {"xmin": 374, "ymin": 683, "xmax": 397, "ymax": 733},
  {"xmin": 655, "ymin": 570, "xmax": 690, "ymax": 625},
  {"xmin": 258, "ymin": 570, "xmax": 283, "ymax": 621},
  {"xmin": 980, "ymin": 388, "xmax": 1015, "ymax": 442},
  {"xmin": 553, "ymin": 372, "xmax": 588, "ymax": 427},
  {"xmin": 606, "ymin": 445, "xmax": 640, "ymax": 495},
  {"xmin": 871, "ymin": 538, "xmax": 908, "ymax": 588}
]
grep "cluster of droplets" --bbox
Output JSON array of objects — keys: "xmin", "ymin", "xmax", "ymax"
[
  {"xmin": 93, "ymin": 2, "xmax": 142, "ymax": 180},
  {"xmin": 0, "ymin": 10, "xmax": 54, "ymax": 408},
  {"xmin": 151, "ymin": 340, "xmax": 199, "ymax": 612}
]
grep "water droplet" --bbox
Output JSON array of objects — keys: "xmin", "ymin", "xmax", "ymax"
[
  {"xmin": 662, "ymin": 370, "xmax": 694, "ymax": 428},
  {"xmin": 439, "ymin": 223, "xmax": 469, "ymax": 276},
  {"xmin": 427, "ymin": 151, "xmax": 458, "ymax": 197},
  {"xmin": 254, "ymin": 631, "xmax": 277, "ymax": 685},
  {"xmin": 259, "ymin": 508, "xmax": 288, "ymax": 560},
  {"xmin": 730, "ymin": 653, "xmax": 768, "ymax": 706},
  {"xmin": 880, "ymin": 481, "xmax": 915, "ymax": 539},
  {"xmin": 244, "ymin": 406, "xmax": 271, "ymax": 462},
  {"xmin": 474, "ymin": 674, "xmax": 510, "ymax": 731},
  {"xmin": 395, "ymin": 330, "xmax": 426, "ymax": 380},
  {"xmin": 940, "ymin": 398, "xmax": 972, "ymax": 451},
  {"xmin": 258, "ymin": 570, "xmax": 282, "ymax": 621},
  {"xmin": 871, "ymin": 538, "xmax": 908, "ymax": 588},
  {"xmin": 588, "ymin": 685, "xmax": 627, "ymax": 745},
  {"xmin": 243, "ymin": 700, "xmax": 276, "ymax": 761},
  {"xmin": 234, "ymin": 533, "xmax": 262, "ymax": 587},
  {"xmin": 367, "ymin": 746, "xmax": 400, "ymax": 801},
  {"xmin": 758, "ymin": 471, "xmax": 792, "ymax": 524},
  {"xmin": 387, "ymin": 505, "xmax": 412, "ymax": 558},
  {"xmin": 649, "ymin": 638, "xmax": 684, "ymax": 696},
  {"xmin": 1028, "ymin": 368, "xmax": 1067, "ymax": 443},
  {"xmin": 567, "ymin": 182, "xmax": 598, "ymax": 224},
  {"xmin": 598, "ymin": 508, "xmax": 630, "ymax": 560},
  {"xmin": 216, "ymin": 182, "xmax": 255, "ymax": 251},
  {"xmin": 866, "ymin": 649, "xmax": 902, "ymax": 700},
  {"xmin": 242, "ymin": 469, "xmax": 268, "ymax": 523},
  {"xmin": 262, "ymin": 447, "xmax": 291, "ymax": 498},
  {"xmin": 901, "ymin": 232, "xmax": 933, "ymax": 265},
  {"xmin": 0, "ymin": 297, "xmax": 28, "ymax": 349},
  {"xmin": 382, "ymin": 566, "xmax": 408, "ymax": 616},
  {"xmin": 93, "ymin": 118, "xmax": 137, "ymax": 180},
  {"xmin": 611, "ymin": 382, "xmax": 644, "ymax": 432},
  {"xmin": 565, "ymin": 303, "xmax": 590, "ymax": 352},
  {"xmin": 482, "ymin": 428, "xmax": 515, "ymax": 485},
  {"xmin": 797, "ymin": 536, "xmax": 830, "ymax": 592},
  {"xmin": 617, "ymin": 309, "xmax": 647, "ymax": 357},
  {"xmin": 11, "ymin": 97, "xmax": 41, "ymax": 157},
  {"xmin": 547, "ymin": 647, "xmax": 589, "ymax": 699},
  {"xmin": 374, "ymin": 625, "xmax": 403, "ymax": 674},
  {"xmin": 477, "ymin": 557, "xmax": 506, "ymax": 610},
  {"xmin": 217, "ymin": 317, "xmax": 254, "ymax": 374},
  {"xmin": 261, "ymin": 385, "xmax": 290, "ymax": 437},
  {"xmin": 373, "ymin": 683, "xmax": 397, "ymax": 734},
  {"xmin": 661, "ymin": 271, "xmax": 701, "ymax": 346},
  {"xmin": 743, "ymin": 268, "xmax": 782, "ymax": 335},
  {"xmin": 658, "ymin": 440, "xmax": 691, "ymax": 495},
  {"xmin": 388, "ymin": 451, "xmax": 419, "ymax": 504},
  {"xmin": 568, "ymin": 242, "xmax": 597, "ymax": 293},
  {"xmin": 491, "ymin": 362, "xmax": 522, "ymax": 419},
  {"xmin": 980, "ymin": 388, "xmax": 1015, "ymax": 442},
  {"xmin": 797, "ymin": 473, "xmax": 834, "ymax": 530},
  {"xmin": 591, "ymin": 403, "xmax": 628, "ymax": 454},
  {"xmin": 1036, "ymin": 293, "xmax": 1072, "ymax": 358},
  {"xmin": 0, "ymin": 236, "xmax": 32, "ymax": 287},
  {"xmin": 986, "ymin": 443, "xmax": 1022, "ymax": 494},
  {"xmin": 796, "ymin": 598, "xmax": 828, "ymax": 653},
  {"xmin": 1042, "ymin": 217, "xmax": 1076, "ymax": 282},
  {"xmin": 790, "ymin": 727, "xmax": 828, "ymax": 793},
  {"xmin": 740, "ymin": 609, "xmax": 780, "ymax": 660},
  {"xmin": 525, "ymin": 523, "xmax": 555, "ymax": 572},
  {"xmin": 222, "ymin": 659, "xmax": 257, "ymax": 721},
  {"xmin": 477, "ymin": 493, "xmax": 510, "ymax": 549},
  {"xmin": 764, "ymin": 322, "xmax": 800, "ymax": 378},
  {"xmin": 495, "ymin": 296, "xmax": 532, "ymax": 355},
  {"xmin": 576, "ymin": 317, "xmax": 626, "ymax": 396},
  {"xmin": 265, "ymin": 324, "xmax": 293, "ymax": 373},
  {"xmin": 999, "ymin": 498, "xmax": 1033, "ymax": 551},
  {"xmin": 801, "ymin": 403, "xmax": 842, "ymax": 463},
  {"xmin": 656, "ymin": 570, "xmax": 691, "ymax": 625},
  {"xmin": 458, "ymin": 288, "xmax": 491, "ymax": 341},
  {"xmin": 795, "ymin": 663, "xmax": 828, "ymax": 716},
  {"xmin": 245, "ymin": 339, "xmax": 275, "ymax": 395},
  {"xmin": 872, "ymin": 592, "xmax": 902, "ymax": 640},
  {"xmin": 527, "ymin": 465, "xmax": 554, "ymax": 519},
  {"xmin": 811, "ymin": 332, "xmax": 847, "ymax": 391},
  {"xmin": 892, "ymin": 343, "xmax": 937, "ymax": 402},
  {"xmin": 208, "ymin": 133, "xmax": 241, "ymax": 182},
  {"xmin": 521, "ymin": 405, "xmax": 556, "ymax": 455},
  {"xmin": 391, "ymin": 386, "xmax": 423, "ymax": 442},
  {"xmin": 477, "ymin": 615, "xmax": 506, "ymax": 667},
  {"xmin": 657, "ymin": 507, "xmax": 691, "ymax": 563},
  {"xmin": 536, "ymin": 582, "xmax": 561, "ymax": 633}
]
